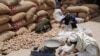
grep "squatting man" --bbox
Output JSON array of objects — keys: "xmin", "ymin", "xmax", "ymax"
[{"xmin": 55, "ymin": 31, "xmax": 100, "ymax": 56}]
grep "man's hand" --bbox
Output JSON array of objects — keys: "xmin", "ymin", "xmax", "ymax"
[
  {"xmin": 73, "ymin": 49, "xmax": 79, "ymax": 53},
  {"xmin": 60, "ymin": 51, "xmax": 67, "ymax": 56}
]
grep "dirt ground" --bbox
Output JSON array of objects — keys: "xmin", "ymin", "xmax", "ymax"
[{"xmin": 6, "ymin": 15, "xmax": 100, "ymax": 56}]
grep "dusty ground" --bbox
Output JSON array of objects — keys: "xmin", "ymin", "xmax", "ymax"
[{"xmin": 6, "ymin": 15, "xmax": 100, "ymax": 56}]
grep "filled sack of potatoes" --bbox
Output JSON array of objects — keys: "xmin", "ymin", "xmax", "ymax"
[
  {"xmin": 61, "ymin": 0, "xmax": 78, "ymax": 5},
  {"xmin": 12, "ymin": 20, "xmax": 26, "ymax": 30},
  {"xmin": 12, "ymin": 12, "xmax": 26, "ymax": 21},
  {"xmin": 0, "ymin": 0, "xmax": 20, "ymax": 6},
  {"xmin": 24, "ymin": 0, "xmax": 44, "ymax": 5},
  {"xmin": 26, "ymin": 7, "xmax": 37, "ymax": 21},
  {"xmin": 10, "ymin": 1, "xmax": 37, "ymax": 14},
  {"xmin": 0, "ymin": 31, "xmax": 15, "ymax": 42},
  {"xmin": 0, "ymin": 3, "xmax": 10, "ymax": 14},
  {"xmin": 82, "ymin": 4, "xmax": 99, "ymax": 10},
  {"xmin": 27, "ymin": 23, "xmax": 36, "ymax": 32},
  {"xmin": 89, "ymin": 8, "xmax": 96, "ymax": 14},
  {"xmin": 44, "ymin": 0, "xmax": 56, "ymax": 9},
  {"xmin": 67, "ymin": 6, "xmax": 89, "ymax": 14},
  {"xmin": 0, "ymin": 15, "xmax": 11, "ymax": 25},
  {"xmin": 39, "ymin": 3, "xmax": 54, "ymax": 10},
  {"xmin": 26, "ymin": 15, "xmax": 37, "ymax": 25},
  {"xmin": 78, "ymin": 12, "xmax": 89, "ymax": 21},
  {"xmin": 0, "ymin": 23, "xmax": 13, "ymax": 33},
  {"xmin": 37, "ymin": 10, "xmax": 48, "ymax": 17},
  {"xmin": 11, "ymin": 12, "xmax": 26, "ymax": 22},
  {"xmin": 46, "ymin": 9, "xmax": 54, "ymax": 16},
  {"xmin": 16, "ymin": 27, "xmax": 29, "ymax": 35}
]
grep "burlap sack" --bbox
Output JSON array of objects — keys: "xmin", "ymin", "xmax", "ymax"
[
  {"xmin": 78, "ymin": 12, "xmax": 89, "ymax": 21},
  {"xmin": 0, "ymin": 3, "xmax": 10, "ymax": 14},
  {"xmin": 46, "ymin": 9, "xmax": 54, "ymax": 16},
  {"xmin": 0, "ymin": 31, "xmax": 15, "ymax": 41},
  {"xmin": 27, "ymin": 23, "xmax": 36, "ymax": 32},
  {"xmin": 39, "ymin": 3, "xmax": 54, "ymax": 10},
  {"xmin": 0, "ymin": 0, "xmax": 20, "ymax": 6},
  {"xmin": 0, "ymin": 15, "xmax": 11, "ymax": 25},
  {"xmin": 61, "ymin": 0, "xmax": 78, "ymax": 5},
  {"xmin": 12, "ymin": 19, "xmax": 26, "ymax": 30},
  {"xmin": 26, "ymin": 7, "xmax": 37, "ymax": 21},
  {"xmin": 10, "ymin": 1, "xmax": 37, "ymax": 14},
  {"xmin": 67, "ymin": 6, "xmax": 89, "ymax": 14},
  {"xmin": 37, "ymin": 10, "xmax": 48, "ymax": 17},
  {"xmin": 0, "ymin": 23, "xmax": 13, "ymax": 33},
  {"xmin": 24, "ymin": 0, "xmax": 44, "ymax": 5},
  {"xmin": 44, "ymin": 0, "xmax": 56, "ymax": 9},
  {"xmin": 89, "ymin": 8, "xmax": 96, "ymax": 14},
  {"xmin": 11, "ymin": 12, "xmax": 26, "ymax": 22},
  {"xmin": 26, "ymin": 15, "xmax": 37, "ymax": 25},
  {"xmin": 16, "ymin": 27, "xmax": 29, "ymax": 35},
  {"xmin": 82, "ymin": 4, "xmax": 99, "ymax": 10}
]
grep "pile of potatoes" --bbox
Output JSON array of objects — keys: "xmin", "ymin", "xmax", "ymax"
[{"xmin": 2, "ymin": 23, "xmax": 61, "ymax": 54}]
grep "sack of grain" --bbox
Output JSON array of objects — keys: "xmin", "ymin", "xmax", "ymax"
[
  {"xmin": 0, "ymin": 3, "xmax": 10, "ymax": 14},
  {"xmin": 39, "ymin": 3, "xmax": 45, "ymax": 10},
  {"xmin": 10, "ymin": 1, "xmax": 37, "ymax": 14},
  {"xmin": 46, "ymin": 9, "xmax": 54, "ymax": 16},
  {"xmin": 80, "ymin": 6, "xmax": 89, "ymax": 14},
  {"xmin": 39, "ymin": 3, "xmax": 53, "ymax": 10},
  {"xmin": 37, "ymin": 10, "xmax": 48, "ymax": 17},
  {"xmin": 82, "ymin": 4, "xmax": 99, "ymax": 10},
  {"xmin": 67, "ymin": 6, "xmax": 89, "ymax": 13},
  {"xmin": 24, "ymin": 0, "xmax": 44, "ymax": 5},
  {"xmin": 78, "ymin": 12, "xmax": 89, "ymax": 21},
  {"xmin": 16, "ymin": 27, "xmax": 29, "ymax": 35},
  {"xmin": 0, "ymin": 0, "xmax": 20, "ymax": 6},
  {"xmin": 26, "ymin": 7, "xmax": 37, "ymax": 21},
  {"xmin": 12, "ymin": 20, "xmax": 26, "ymax": 30},
  {"xmin": 44, "ymin": 0, "xmax": 56, "ymax": 9},
  {"xmin": 26, "ymin": 15, "xmax": 37, "ymax": 25},
  {"xmin": 89, "ymin": 8, "xmax": 96, "ymax": 14},
  {"xmin": 11, "ymin": 12, "xmax": 26, "ymax": 22},
  {"xmin": 61, "ymin": 0, "xmax": 78, "ymax": 5},
  {"xmin": 0, "ymin": 23, "xmax": 13, "ymax": 33},
  {"xmin": 0, "ymin": 31, "xmax": 15, "ymax": 41},
  {"xmin": 27, "ymin": 23, "xmax": 36, "ymax": 32},
  {"xmin": 0, "ymin": 15, "xmax": 11, "ymax": 25}
]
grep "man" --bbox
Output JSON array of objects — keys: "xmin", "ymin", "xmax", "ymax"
[
  {"xmin": 56, "ymin": 31, "xmax": 99, "ymax": 56},
  {"xmin": 35, "ymin": 14, "xmax": 52, "ymax": 33},
  {"xmin": 53, "ymin": 7, "xmax": 65, "ymax": 22},
  {"xmin": 59, "ymin": 13, "xmax": 77, "ymax": 31}
]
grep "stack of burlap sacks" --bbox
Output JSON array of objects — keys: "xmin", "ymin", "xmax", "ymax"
[
  {"xmin": 61, "ymin": 0, "xmax": 99, "ymax": 21},
  {"xmin": 0, "ymin": 0, "xmax": 56, "ymax": 43},
  {"xmin": 24, "ymin": 0, "xmax": 56, "ymax": 22}
]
